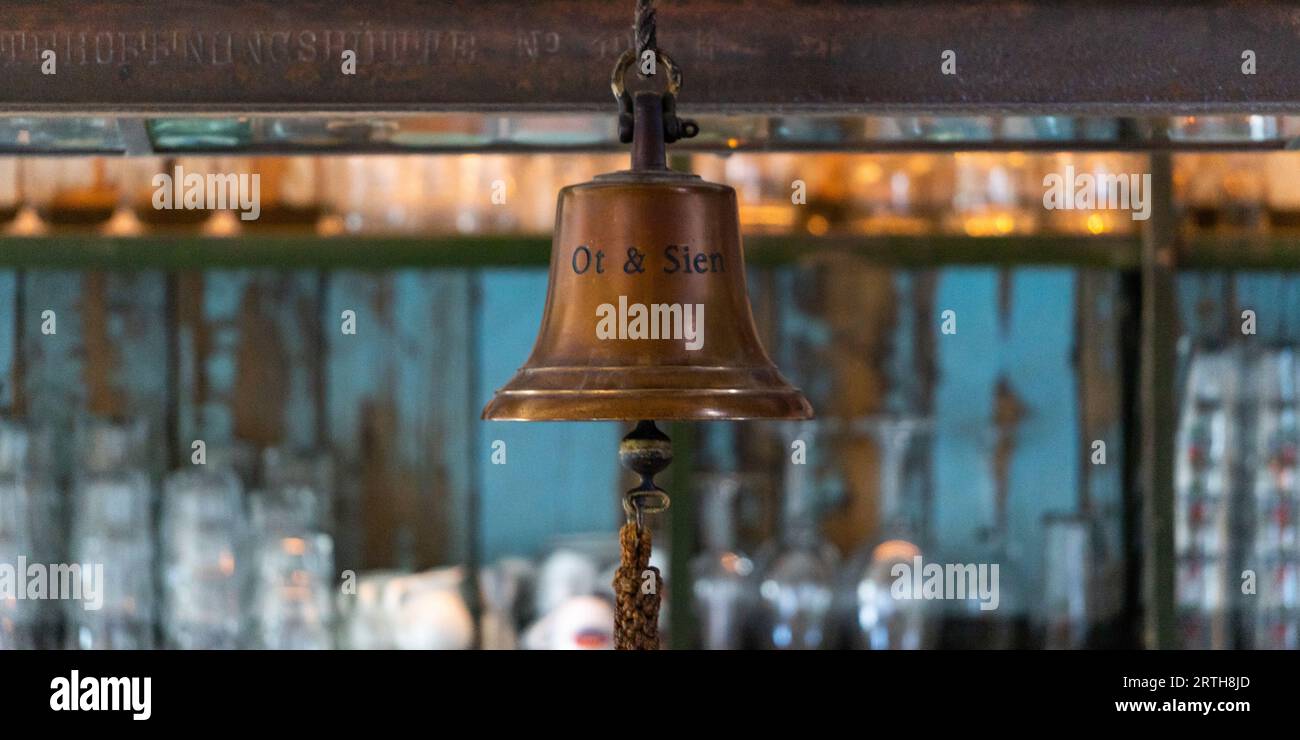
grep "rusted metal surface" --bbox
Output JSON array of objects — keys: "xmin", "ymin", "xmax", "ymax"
[{"xmin": 1, "ymin": 1, "xmax": 1300, "ymax": 114}]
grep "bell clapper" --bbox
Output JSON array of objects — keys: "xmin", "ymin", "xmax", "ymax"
[{"xmin": 614, "ymin": 419, "xmax": 672, "ymax": 650}]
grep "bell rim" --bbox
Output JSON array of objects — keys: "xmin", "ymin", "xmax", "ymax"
[{"xmin": 481, "ymin": 387, "xmax": 814, "ymax": 422}]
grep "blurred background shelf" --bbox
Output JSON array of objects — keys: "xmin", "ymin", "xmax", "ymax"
[
  {"xmin": 8, "ymin": 114, "xmax": 1300, "ymax": 156},
  {"xmin": 15, "ymin": 232, "xmax": 1300, "ymax": 271},
  {"xmin": 0, "ymin": 234, "xmax": 1142, "ymax": 269},
  {"xmin": 3, "ymin": 106, "xmax": 1300, "ymax": 648}
]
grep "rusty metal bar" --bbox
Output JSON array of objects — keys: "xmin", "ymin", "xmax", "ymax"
[{"xmin": 1, "ymin": 1, "xmax": 1300, "ymax": 115}]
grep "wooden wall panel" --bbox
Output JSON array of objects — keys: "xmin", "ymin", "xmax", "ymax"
[
  {"xmin": 998, "ymin": 270, "xmax": 1082, "ymax": 607},
  {"xmin": 8, "ymin": 265, "xmax": 560, "ymax": 574},
  {"xmin": 931, "ymin": 270, "xmax": 1003, "ymax": 562},
  {"xmin": 0, "ymin": 271, "xmax": 16, "ymax": 413},
  {"xmin": 925, "ymin": 269, "xmax": 1086, "ymax": 616},
  {"xmin": 324, "ymin": 271, "xmax": 473, "ymax": 571},
  {"xmin": 1075, "ymin": 270, "xmax": 1128, "ymax": 626},
  {"xmin": 174, "ymin": 270, "xmax": 324, "ymax": 460},
  {"xmin": 695, "ymin": 262, "xmax": 1108, "ymax": 626},
  {"xmin": 1234, "ymin": 273, "xmax": 1300, "ymax": 343},
  {"xmin": 476, "ymin": 270, "xmax": 621, "ymax": 561},
  {"xmin": 770, "ymin": 256, "xmax": 900, "ymax": 553},
  {"xmin": 22, "ymin": 271, "xmax": 170, "ymax": 473}
]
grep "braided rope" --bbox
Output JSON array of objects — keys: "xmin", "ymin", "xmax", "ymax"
[
  {"xmin": 635, "ymin": 0, "xmax": 657, "ymax": 57},
  {"xmin": 615, "ymin": 520, "xmax": 662, "ymax": 650}
]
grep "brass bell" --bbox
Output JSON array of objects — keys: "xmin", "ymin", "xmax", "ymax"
[
  {"xmin": 485, "ymin": 10, "xmax": 808, "ymax": 650},
  {"xmin": 483, "ymin": 79, "xmax": 812, "ymax": 422}
]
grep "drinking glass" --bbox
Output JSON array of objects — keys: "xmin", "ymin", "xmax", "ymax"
[
  {"xmin": 755, "ymin": 422, "xmax": 836, "ymax": 650},
  {"xmin": 842, "ymin": 416, "xmax": 936, "ymax": 650},
  {"xmin": 690, "ymin": 474, "xmax": 756, "ymax": 650},
  {"xmin": 0, "ymin": 421, "xmax": 61, "ymax": 649},
  {"xmin": 160, "ymin": 462, "xmax": 245, "ymax": 648},
  {"xmin": 1041, "ymin": 514, "xmax": 1093, "ymax": 649},
  {"xmin": 67, "ymin": 418, "xmax": 156, "ymax": 650}
]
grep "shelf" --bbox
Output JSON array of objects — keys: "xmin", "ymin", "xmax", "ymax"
[
  {"xmin": 3, "ymin": 115, "xmax": 1300, "ymax": 156},
  {"xmin": 8, "ymin": 232, "xmax": 1300, "ymax": 272},
  {"xmin": 1180, "ymin": 235, "xmax": 1300, "ymax": 270},
  {"xmin": 0, "ymin": 234, "xmax": 1141, "ymax": 270},
  {"xmin": 0, "ymin": 235, "xmax": 552, "ymax": 270}
]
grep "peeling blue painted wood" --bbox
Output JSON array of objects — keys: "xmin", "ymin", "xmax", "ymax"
[
  {"xmin": 0, "ymin": 271, "xmax": 14, "ymax": 411},
  {"xmin": 476, "ymin": 270, "xmax": 620, "ymax": 561},
  {"xmin": 178, "ymin": 271, "xmax": 322, "ymax": 455},
  {"xmin": 22, "ymin": 273, "xmax": 87, "ymax": 452},
  {"xmin": 1000, "ymin": 269, "xmax": 1080, "ymax": 607},
  {"xmin": 324, "ymin": 270, "xmax": 473, "ymax": 568},
  {"xmin": 932, "ymin": 269, "xmax": 1001, "ymax": 563},
  {"xmin": 1234, "ymin": 273, "xmax": 1300, "ymax": 343},
  {"xmin": 1077, "ymin": 270, "xmax": 1127, "ymax": 609},
  {"xmin": 20, "ymin": 271, "xmax": 169, "ymax": 474},
  {"xmin": 930, "ymin": 268, "xmax": 1081, "ymax": 614}
]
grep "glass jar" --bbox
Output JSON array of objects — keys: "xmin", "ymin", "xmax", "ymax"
[
  {"xmin": 840, "ymin": 416, "xmax": 937, "ymax": 650},
  {"xmin": 944, "ymin": 153, "xmax": 1038, "ymax": 236},
  {"xmin": 160, "ymin": 459, "xmax": 246, "ymax": 648},
  {"xmin": 755, "ymin": 423, "xmax": 837, "ymax": 649},
  {"xmin": 690, "ymin": 474, "xmax": 757, "ymax": 650},
  {"xmin": 67, "ymin": 417, "xmax": 156, "ymax": 650},
  {"xmin": 22, "ymin": 157, "xmax": 120, "ymax": 227},
  {"xmin": 246, "ymin": 447, "xmax": 335, "ymax": 649},
  {"xmin": 845, "ymin": 155, "xmax": 944, "ymax": 236},
  {"xmin": 1038, "ymin": 153, "xmax": 1143, "ymax": 236},
  {"xmin": 244, "ymin": 157, "xmax": 325, "ymax": 230},
  {"xmin": 0, "ymin": 158, "xmax": 20, "ymax": 227},
  {"xmin": 0, "ymin": 422, "xmax": 61, "ymax": 649}
]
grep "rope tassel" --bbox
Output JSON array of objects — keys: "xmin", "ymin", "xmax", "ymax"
[
  {"xmin": 614, "ymin": 420, "xmax": 672, "ymax": 650},
  {"xmin": 615, "ymin": 522, "xmax": 663, "ymax": 650}
]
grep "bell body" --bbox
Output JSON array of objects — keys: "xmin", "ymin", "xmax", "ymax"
[{"xmin": 483, "ymin": 168, "xmax": 812, "ymax": 421}]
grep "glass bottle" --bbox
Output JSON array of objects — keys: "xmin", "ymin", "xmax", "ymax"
[
  {"xmin": 132, "ymin": 157, "xmax": 216, "ymax": 229},
  {"xmin": 322, "ymin": 155, "xmax": 429, "ymax": 234},
  {"xmin": 67, "ymin": 418, "xmax": 155, "ymax": 650},
  {"xmin": 1174, "ymin": 347, "xmax": 1238, "ymax": 649},
  {"xmin": 1177, "ymin": 153, "xmax": 1221, "ymax": 232},
  {"xmin": 1219, "ymin": 154, "xmax": 1267, "ymax": 233},
  {"xmin": 692, "ymin": 153, "xmax": 800, "ymax": 235},
  {"xmin": 22, "ymin": 157, "xmax": 120, "ymax": 227},
  {"xmin": 847, "ymin": 155, "xmax": 950, "ymax": 236},
  {"xmin": 1248, "ymin": 348, "xmax": 1300, "ymax": 649},
  {"xmin": 0, "ymin": 157, "xmax": 20, "ymax": 227},
  {"xmin": 756, "ymin": 424, "xmax": 835, "ymax": 649},
  {"xmin": 0, "ymin": 422, "xmax": 61, "ymax": 649},
  {"xmin": 160, "ymin": 454, "xmax": 246, "ymax": 649},
  {"xmin": 1265, "ymin": 152, "xmax": 1300, "ymax": 231},
  {"xmin": 1041, "ymin": 513, "xmax": 1094, "ymax": 649},
  {"xmin": 454, "ymin": 154, "xmax": 518, "ymax": 234},
  {"xmin": 247, "ymin": 447, "xmax": 335, "ymax": 649},
  {"xmin": 947, "ymin": 412, "xmax": 1028, "ymax": 649},
  {"xmin": 244, "ymin": 157, "xmax": 325, "ymax": 229},
  {"xmin": 842, "ymin": 416, "xmax": 936, "ymax": 650},
  {"xmin": 690, "ymin": 473, "xmax": 755, "ymax": 650},
  {"xmin": 944, "ymin": 153, "xmax": 1037, "ymax": 237},
  {"xmin": 1038, "ymin": 153, "xmax": 1141, "ymax": 236}
]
